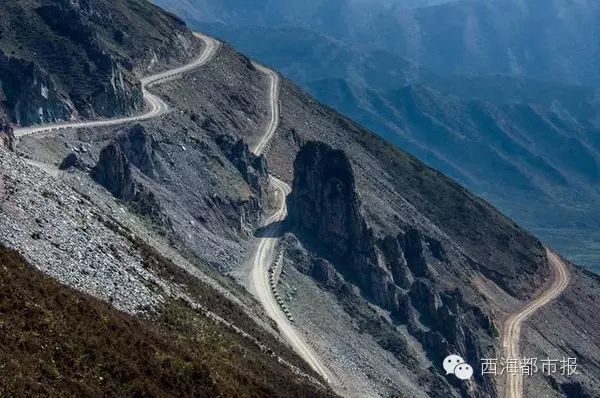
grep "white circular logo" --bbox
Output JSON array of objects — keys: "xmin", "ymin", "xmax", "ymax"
[{"xmin": 443, "ymin": 354, "xmax": 473, "ymax": 380}]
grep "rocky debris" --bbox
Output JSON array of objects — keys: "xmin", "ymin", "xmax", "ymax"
[{"xmin": 0, "ymin": 147, "xmax": 164, "ymax": 313}]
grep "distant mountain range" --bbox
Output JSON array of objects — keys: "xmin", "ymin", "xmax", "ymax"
[
  {"xmin": 155, "ymin": 0, "xmax": 600, "ymax": 272},
  {"xmin": 157, "ymin": 0, "xmax": 600, "ymax": 84}
]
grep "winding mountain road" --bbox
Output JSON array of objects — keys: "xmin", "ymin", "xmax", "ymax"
[
  {"xmin": 12, "ymin": 31, "xmax": 336, "ymax": 388},
  {"xmin": 14, "ymin": 33, "xmax": 219, "ymax": 138},
  {"xmin": 248, "ymin": 64, "xmax": 335, "ymax": 385},
  {"xmin": 12, "ymin": 27, "xmax": 571, "ymax": 396},
  {"xmin": 13, "ymin": 26, "xmax": 334, "ymax": 386},
  {"xmin": 503, "ymin": 249, "xmax": 570, "ymax": 398},
  {"xmin": 251, "ymin": 63, "xmax": 280, "ymax": 156}
]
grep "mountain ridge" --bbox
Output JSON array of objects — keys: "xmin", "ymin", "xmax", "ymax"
[{"xmin": 1, "ymin": 0, "xmax": 599, "ymax": 397}]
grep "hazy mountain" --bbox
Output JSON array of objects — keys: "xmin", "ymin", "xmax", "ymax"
[
  {"xmin": 157, "ymin": 0, "xmax": 600, "ymax": 84},
  {"xmin": 155, "ymin": 0, "xmax": 600, "ymax": 271},
  {"xmin": 154, "ymin": 0, "xmax": 457, "ymax": 27},
  {"xmin": 304, "ymin": 79, "xmax": 600, "ymax": 269},
  {"xmin": 198, "ymin": 24, "xmax": 433, "ymax": 92}
]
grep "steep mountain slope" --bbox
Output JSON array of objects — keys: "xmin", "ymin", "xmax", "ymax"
[
  {"xmin": 267, "ymin": 73, "xmax": 600, "ymax": 397},
  {"xmin": 2, "ymin": 1, "xmax": 600, "ymax": 397},
  {"xmin": 0, "ymin": 1, "xmax": 336, "ymax": 396},
  {"xmin": 0, "ymin": 0, "xmax": 199, "ymax": 126},
  {"xmin": 19, "ymin": 37, "xmax": 596, "ymax": 396},
  {"xmin": 156, "ymin": 0, "xmax": 600, "ymax": 272},
  {"xmin": 0, "ymin": 244, "xmax": 335, "ymax": 398},
  {"xmin": 306, "ymin": 79, "xmax": 600, "ymax": 272}
]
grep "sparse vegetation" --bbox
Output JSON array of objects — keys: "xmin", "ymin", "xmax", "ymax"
[{"xmin": 0, "ymin": 244, "xmax": 335, "ymax": 397}]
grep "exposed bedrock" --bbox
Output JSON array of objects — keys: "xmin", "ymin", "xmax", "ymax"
[
  {"xmin": 117, "ymin": 124, "xmax": 160, "ymax": 179},
  {"xmin": 0, "ymin": 50, "xmax": 76, "ymax": 126},
  {"xmin": 91, "ymin": 126, "xmax": 165, "ymax": 225},
  {"xmin": 216, "ymin": 134, "xmax": 269, "ymax": 199},
  {"xmin": 287, "ymin": 141, "xmax": 498, "ymax": 396},
  {"xmin": 0, "ymin": 106, "xmax": 14, "ymax": 149},
  {"xmin": 286, "ymin": 141, "xmax": 381, "ymax": 291},
  {"xmin": 92, "ymin": 142, "xmax": 135, "ymax": 201}
]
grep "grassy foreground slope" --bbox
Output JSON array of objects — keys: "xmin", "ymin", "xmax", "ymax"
[{"xmin": 0, "ymin": 244, "xmax": 334, "ymax": 398}]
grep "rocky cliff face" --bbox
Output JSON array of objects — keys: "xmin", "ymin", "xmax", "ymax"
[
  {"xmin": 217, "ymin": 134, "xmax": 269, "ymax": 199},
  {"xmin": 0, "ymin": 0, "xmax": 199, "ymax": 126},
  {"xmin": 92, "ymin": 126, "xmax": 166, "ymax": 225},
  {"xmin": 117, "ymin": 124, "xmax": 160, "ymax": 180},
  {"xmin": 0, "ymin": 106, "xmax": 14, "ymax": 149},
  {"xmin": 287, "ymin": 141, "xmax": 498, "ymax": 396},
  {"xmin": 0, "ymin": 50, "xmax": 77, "ymax": 126},
  {"xmin": 92, "ymin": 142, "xmax": 136, "ymax": 201},
  {"xmin": 287, "ymin": 141, "xmax": 382, "ymax": 297}
]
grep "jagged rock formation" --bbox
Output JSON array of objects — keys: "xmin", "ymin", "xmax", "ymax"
[
  {"xmin": 117, "ymin": 124, "xmax": 159, "ymax": 179},
  {"xmin": 287, "ymin": 141, "xmax": 498, "ymax": 396},
  {"xmin": 92, "ymin": 128, "xmax": 165, "ymax": 225},
  {"xmin": 92, "ymin": 143, "xmax": 136, "ymax": 201},
  {"xmin": 0, "ymin": 106, "xmax": 14, "ymax": 149},
  {"xmin": 217, "ymin": 134, "xmax": 269, "ymax": 198}
]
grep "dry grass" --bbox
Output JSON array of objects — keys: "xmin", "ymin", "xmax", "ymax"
[{"xmin": 0, "ymin": 244, "xmax": 335, "ymax": 397}]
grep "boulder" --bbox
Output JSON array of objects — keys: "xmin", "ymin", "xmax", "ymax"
[{"xmin": 59, "ymin": 152, "xmax": 83, "ymax": 171}]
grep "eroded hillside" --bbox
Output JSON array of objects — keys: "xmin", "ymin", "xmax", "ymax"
[
  {"xmin": 0, "ymin": 0, "xmax": 199, "ymax": 126},
  {"xmin": 2, "ymin": 1, "xmax": 599, "ymax": 397}
]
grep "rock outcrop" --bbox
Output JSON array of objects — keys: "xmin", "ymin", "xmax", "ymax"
[
  {"xmin": 0, "ymin": 106, "xmax": 14, "ymax": 150},
  {"xmin": 0, "ymin": 0, "xmax": 199, "ymax": 126},
  {"xmin": 0, "ymin": 49, "xmax": 77, "ymax": 126},
  {"xmin": 217, "ymin": 134, "xmax": 269, "ymax": 198},
  {"xmin": 287, "ymin": 141, "xmax": 381, "ymax": 290},
  {"xmin": 287, "ymin": 141, "xmax": 498, "ymax": 396},
  {"xmin": 117, "ymin": 124, "xmax": 159, "ymax": 179},
  {"xmin": 92, "ymin": 143, "xmax": 136, "ymax": 201},
  {"xmin": 92, "ymin": 132, "xmax": 166, "ymax": 226}
]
